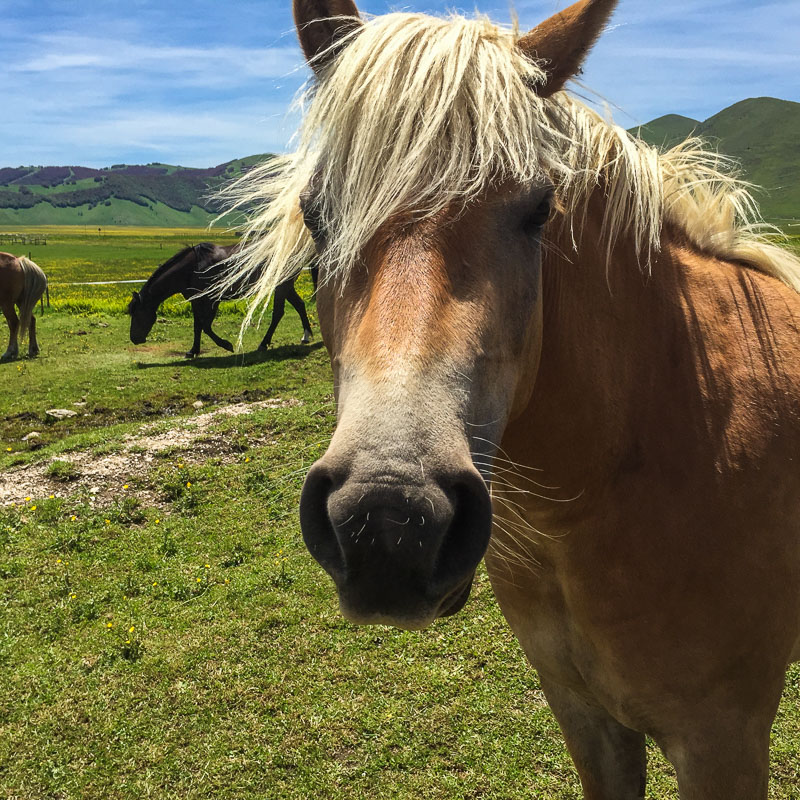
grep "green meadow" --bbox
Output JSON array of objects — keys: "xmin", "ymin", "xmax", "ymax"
[{"xmin": 1, "ymin": 229, "xmax": 800, "ymax": 799}]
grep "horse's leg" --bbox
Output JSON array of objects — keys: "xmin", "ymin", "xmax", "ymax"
[
  {"xmin": 1, "ymin": 302, "xmax": 19, "ymax": 361},
  {"xmin": 186, "ymin": 301, "xmax": 203, "ymax": 358},
  {"xmin": 540, "ymin": 678, "xmax": 646, "ymax": 800},
  {"xmin": 655, "ymin": 711, "xmax": 773, "ymax": 799},
  {"xmin": 257, "ymin": 287, "xmax": 287, "ymax": 349},
  {"xmin": 202, "ymin": 301, "xmax": 234, "ymax": 352},
  {"xmin": 27, "ymin": 313, "xmax": 39, "ymax": 357},
  {"xmin": 285, "ymin": 285, "xmax": 313, "ymax": 343}
]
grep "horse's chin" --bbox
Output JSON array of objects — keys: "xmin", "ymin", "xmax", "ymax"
[
  {"xmin": 337, "ymin": 576, "xmax": 475, "ymax": 631},
  {"xmin": 436, "ymin": 578, "xmax": 474, "ymax": 618}
]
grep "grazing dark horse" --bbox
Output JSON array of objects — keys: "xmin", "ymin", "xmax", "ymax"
[
  {"xmin": 226, "ymin": 0, "xmax": 800, "ymax": 797},
  {"xmin": 127, "ymin": 242, "xmax": 317, "ymax": 357},
  {"xmin": 0, "ymin": 252, "xmax": 47, "ymax": 362}
]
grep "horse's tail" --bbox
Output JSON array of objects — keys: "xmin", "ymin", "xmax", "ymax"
[{"xmin": 16, "ymin": 257, "xmax": 48, "ymax": 342}]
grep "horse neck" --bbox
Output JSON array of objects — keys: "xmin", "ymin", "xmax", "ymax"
[
  {"xmin": 142, "ymin": 254, "xmax": 193, "ymax": 306},
  {"xmin": 193, "ymin": 243, "xmax": 243, "ymax": 298},
  {"xmin": 501, "ymin": 194, "xmax": 696, "ymax": 509}
]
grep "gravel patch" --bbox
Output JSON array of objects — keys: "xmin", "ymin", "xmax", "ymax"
[{"xmin": 1, "ymin": 399, "xmax": 300, "ymax": 507}]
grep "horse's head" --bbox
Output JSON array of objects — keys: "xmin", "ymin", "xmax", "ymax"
[
  {"xmin": 127, "ymin": 290, "xmax": 156, "ymax": 344},
  {"xmin": 292, "ymin": 0, "xmax": 617, "ymax": 629},
  {"xmin": 301, "ymin": 194, "xmax": 550, "ymax": 627}
]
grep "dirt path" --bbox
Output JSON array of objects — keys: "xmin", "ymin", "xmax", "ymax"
[{"xmin": 0, "ymin": 399, "xmax": 300, "ymax": 507}]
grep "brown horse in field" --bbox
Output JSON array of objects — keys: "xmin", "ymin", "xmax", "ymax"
[
  {"xmin": 0, "ymin": 252, "xmax": 47, "ymax": 362},
  {"xmin": 227, "ymin": 0, "xmax": 800, "ymax": 796}
]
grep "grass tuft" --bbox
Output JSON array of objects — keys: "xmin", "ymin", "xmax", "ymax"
[{"xmin": 46, "ymin": 459, "xmax": 80, "ymax": 482}]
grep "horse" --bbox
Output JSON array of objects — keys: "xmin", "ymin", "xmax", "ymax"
[
  {"xmin": 0, "ymin": 252, "xmax": 47, "ymax": 362},
  {"xmin": 127, "ymin": 242, "xmax": 318, "ymax": 358},
  {"xmin": 224, "ymin": 1, "xmax": 800, "ymax": 796}
]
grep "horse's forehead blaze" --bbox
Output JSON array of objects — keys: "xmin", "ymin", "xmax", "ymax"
[{"xmin": 337, "ymin": 217, "xmax": 508, "ymax": 378}]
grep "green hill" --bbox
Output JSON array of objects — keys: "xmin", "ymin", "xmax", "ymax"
[
  {"xmin": 0, "ymin": 156, "xmax": 273, "ymax": 227},
  {"xmin": 631, "ymin": 97, "xmax": 800, "ymax": 221},
  {"xmin": 631, "ymin": 114, "xmax": 700, "ymax": 149}
]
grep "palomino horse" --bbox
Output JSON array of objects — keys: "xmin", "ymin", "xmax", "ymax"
[
  {"xmin": 128, "ymin": 242, "xmax": 317, "ymax": 357},
  {"xmin": 0, "ymin": 252, "xmax": 47, "ymax": 362},
  {"xmin": 226, "ymin": 1, "xmax": 800, "ymax": 796}
]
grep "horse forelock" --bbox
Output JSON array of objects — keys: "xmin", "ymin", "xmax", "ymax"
[
  {"xmin": 217, "ymin": 13, "xmax": 567, "ymax": 323},
  {"xmin": 218, "ymin": 10, "xmax": 800, "ymax": 325}
]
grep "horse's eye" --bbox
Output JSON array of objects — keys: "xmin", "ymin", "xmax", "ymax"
[
  {"xmin": 300, "ymin": 193, "xmax": 325, "ymax": 245},
  {"xmin": 524, "ymin": 196, "xmax": 553, "ymax": 233}
]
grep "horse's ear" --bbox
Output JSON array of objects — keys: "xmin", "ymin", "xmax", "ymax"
[
  {"xmin": 517, "ymin": 0, "xmax": 617, "ymax": 98},
  {"xmin": 132, "ymin": 290, "xmax": 140, "ymax": 301},
  {"xmin": 294, "ymin": 0, "xmax": 362, "ymax": 74}
]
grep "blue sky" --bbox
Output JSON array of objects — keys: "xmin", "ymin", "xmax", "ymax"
[{"xmin": 1, "ymin": 0, "xmax": 797, "ymax": 168}]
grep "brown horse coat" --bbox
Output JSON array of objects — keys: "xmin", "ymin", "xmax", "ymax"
[
  {"xmin": 0, "ymin": 251, "xmax": 47, "ymax": 361},
  {"xmin": 488, "ymin": 206, "xmax": 800, "ymax": 797}
]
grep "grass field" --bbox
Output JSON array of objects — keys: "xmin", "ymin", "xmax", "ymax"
[{"xmin": 1, "ymin": 230, "xmax": 800, "ymax": 799}]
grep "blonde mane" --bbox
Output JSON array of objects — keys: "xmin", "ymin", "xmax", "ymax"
[{"xmin": 218, "ymin": 11, "xmax": 800, "ymax": 326}]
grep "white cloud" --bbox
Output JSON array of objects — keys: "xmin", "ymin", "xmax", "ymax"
[
  {"xmin": 2, "ymin": 26, "xmax": 307, "ymax": 165},
  {"xmin": 608, "ymin": 45, "xmax": 797, "ymax": 66},
  {"xmin": 10, "ymin": 33, "xmax": 304, "ymax": 87}
]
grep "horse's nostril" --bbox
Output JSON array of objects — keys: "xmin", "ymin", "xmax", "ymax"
[
  {"xmin": 430, "ymin": 472, "xmax": 493, "ymax": 595},
  {"xmin": 299, "ymin": 464, "xmax": 345, "ymax": 581}
]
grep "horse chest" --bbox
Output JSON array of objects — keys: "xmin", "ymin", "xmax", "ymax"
[
  {"xmin": 485, "ymin": 517, "xmax": 615, "ymax": 694},
  {"xmin": 487, "ymin": 525, "xmax": 683, "ymax": 732},
  {"xmin": 487, "ymin": 487, "xmax": 800, "ymax": 732}
]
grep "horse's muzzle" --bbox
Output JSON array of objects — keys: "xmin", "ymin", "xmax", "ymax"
[{"xmin": 300, "ymin": 458, "xmax": 493, "ymax": 629}]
